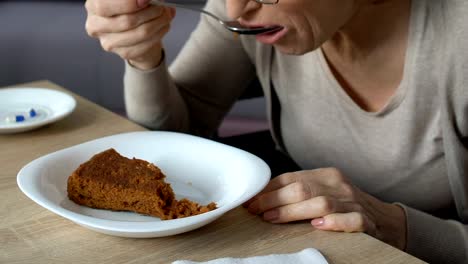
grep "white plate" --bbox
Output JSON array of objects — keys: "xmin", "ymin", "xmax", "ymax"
[
  {"xmin": 0, "ymin": 87, "xmax": 76, "ymax": 134},
  {"xmin": 17, "ymin": 131, "xmax": 271, "ymax": 238}
]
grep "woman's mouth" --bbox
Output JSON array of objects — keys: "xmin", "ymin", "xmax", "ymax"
[
  {"xmin": 238, "ymin": 20, "xmax": 287, "ymax": 44},
  {"xmin": 255, "ymin": 26, "xmax": 287, "ymax": 45}
]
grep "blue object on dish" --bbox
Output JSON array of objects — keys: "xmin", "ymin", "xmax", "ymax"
[
  {"xmin": 16, "ymin": 115, "xmax": 25, "ymax": 122},
  {"xmin": 30, "ymin": 109, "xmax": 37, "ymax": 117}
]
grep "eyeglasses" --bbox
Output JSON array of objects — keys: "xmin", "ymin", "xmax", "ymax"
[{"xmin": 254, "ymin": 0, "xmax": 279, "ymax": 4}]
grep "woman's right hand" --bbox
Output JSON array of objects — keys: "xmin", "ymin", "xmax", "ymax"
[{"xmin": 85, "ymin": 0, "xmax": 175, "ymax": 70}]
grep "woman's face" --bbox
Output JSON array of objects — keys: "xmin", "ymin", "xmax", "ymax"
[{"xmin": 226, "ymin": 0, "xmax": 362, "ymax": 54}]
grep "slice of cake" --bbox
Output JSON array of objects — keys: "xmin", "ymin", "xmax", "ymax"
[{"xmin": 67, "ymin": 148, "xmax": 216, "ymax": 220}]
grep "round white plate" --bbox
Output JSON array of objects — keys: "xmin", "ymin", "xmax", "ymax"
[
  {"xmin": 0, "ymin": 87, "xmax": 76, "ymax": 134},
  {"xmin": 17, "ymin": 131, "xmax": 271, "ymax": 238}
]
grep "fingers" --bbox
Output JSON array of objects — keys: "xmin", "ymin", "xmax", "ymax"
[
  {"xmin": 241, "ymin": 167, "xmax": 380, "ymax": 239},
  {"xmin": 99, "ymin": 14, "xmax": 169, "ymax": 52},
  {"xmin": 244, "ymin": 169, "xmax": 357, "ymax": 209},
  {"xmin": 85, "ymin": 0, "xmax": 149, "ymax": 17},
  {"xmin": 87, "ymin": 5, "xmax": 165, "ymax": 37},
  {"xmin": 87, "ymin": 3, "xmax": 173, "ymax": 65},
  {"xmin": 265, "ymin": 172, "xmax": 300, "ymax": 192},
  {"xmin": 85, "ymin": 0, "xmax": 175, "ymax": 67},
  {"xmin": 247, "ymin": 181, "xmax": 313, "ymax": 214},
  {"xmin": 311, "ymin": 212, "xmax": 376, "ymax": 235},
  {"xmin": 113, "ymin": 24, "xmax": 170, "ymax": 61},
  {"xmin": 262, "ymin": 197, "xmax": 361, "ymax": 224},
  {"xmin": 243, "ymin": 172, "xmax": 300, "ymax": 207}
]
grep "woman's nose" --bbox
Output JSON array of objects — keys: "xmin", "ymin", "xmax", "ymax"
[{"xmin": 226, "ymin": 0, "xmax": 261, "ymax": 20}]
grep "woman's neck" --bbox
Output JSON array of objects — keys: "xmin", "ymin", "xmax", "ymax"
[
  {"xmin": 321, "ymin": 0, "xmax": 412, "ymax": 112},
  {"xmin": 326, "ymin": 0, "xmax": 411, "ymax": 61}
]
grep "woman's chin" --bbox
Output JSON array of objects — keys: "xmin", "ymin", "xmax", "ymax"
[
  {"xmin": 273, "ymin": 35, "xmax": 318, "ymax": 55},
  {"xmin": 274, "ymin": 43, "xmax": 311, "ymax": 56}
]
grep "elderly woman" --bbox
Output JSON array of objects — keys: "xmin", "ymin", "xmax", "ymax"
[{"xmin": 85, "ymin": 0, "xmax": 468, "ymax": 262}]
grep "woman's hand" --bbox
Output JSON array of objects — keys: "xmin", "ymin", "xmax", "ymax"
[
  {"xmin": 244, "ymin": 168, "xmax": 407, "ymax": 250},
  {"xmin": 85, "ymin": 0, "xmax": 175, "ymax": 70}
]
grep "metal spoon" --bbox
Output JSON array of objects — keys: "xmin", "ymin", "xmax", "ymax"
[{"xmin": 150, "ymin": 0, "xmax": 283, "ymax": 35}]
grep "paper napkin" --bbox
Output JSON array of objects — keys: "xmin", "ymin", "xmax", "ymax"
[{"xmin": 172, "ymin": 248, "xmax": 329, "ymax": 264}]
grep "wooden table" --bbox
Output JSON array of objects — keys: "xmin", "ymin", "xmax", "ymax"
[{"xmin": 0, "ymin": 81, "xmax": 426, "ymax": 264}]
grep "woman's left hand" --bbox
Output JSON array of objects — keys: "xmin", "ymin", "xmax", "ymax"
[{"xmin": 243, "ymin": 168, "xmax": 407, "ymax": 250}]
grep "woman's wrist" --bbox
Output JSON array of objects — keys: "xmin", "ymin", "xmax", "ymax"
[
  {"xmin": 128, "ymin": 45, "xmax": 165, "ymax": 71},
  {"xmin": 361, "ymin": 191, "xmax": 407, "ymax": 250}
]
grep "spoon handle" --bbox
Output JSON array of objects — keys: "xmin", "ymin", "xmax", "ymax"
[{"xmin": 149, "ymin": 0, "xmax": 224, "ymax": 25}]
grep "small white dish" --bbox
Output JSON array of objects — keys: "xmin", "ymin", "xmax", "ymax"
[
  {"xmin": 17, "ymin": 131, "xmax": 271, "ymax": 238},
  {"xmin": 0, "ymin": 87, "xmax": 76, "ymax": 134}
]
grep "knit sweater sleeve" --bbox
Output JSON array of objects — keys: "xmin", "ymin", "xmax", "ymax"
[
  {"xmin": 124, "ymin": 0, "xmax": 256, "ymax": 137},
  {"xmin": 398, "ymin": 204, "xmax": 468, "ymax": 263}
]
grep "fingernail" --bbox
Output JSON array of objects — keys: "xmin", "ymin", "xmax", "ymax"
[
  {"xmin": 312, "ymin": 218, "xmax": 325, "ymax": 227},
  {"xmin": 263, "ymin": 210, "xmax": 279, "ymax": 221},
  {"xmin": 137, "ymin": 0, "xmax": 150, "ymax": 8}
]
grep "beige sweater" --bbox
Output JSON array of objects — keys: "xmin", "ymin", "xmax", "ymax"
[{"xmin": 124, "ymin": 0, "xmax": 468, "ymax": 263}]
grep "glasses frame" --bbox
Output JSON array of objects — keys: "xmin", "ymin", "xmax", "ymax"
[{"xmin": 254, "ymin": 0, "xmax": 279, "ymax": 4}]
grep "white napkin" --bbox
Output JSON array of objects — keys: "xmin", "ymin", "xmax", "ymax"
[{"xmin": 172, "ymin": 248, "xmax": 329, "ymax": 264}]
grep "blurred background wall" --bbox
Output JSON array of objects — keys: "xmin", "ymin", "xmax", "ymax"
[{"xmin": 0, "ymin": 0, "xmax": 267, "ymax": 136}]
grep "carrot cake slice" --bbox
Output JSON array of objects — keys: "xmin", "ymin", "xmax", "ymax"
[{"xmin": 67, "ymin": 148, "xmax": 216, "ymax": 220}]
